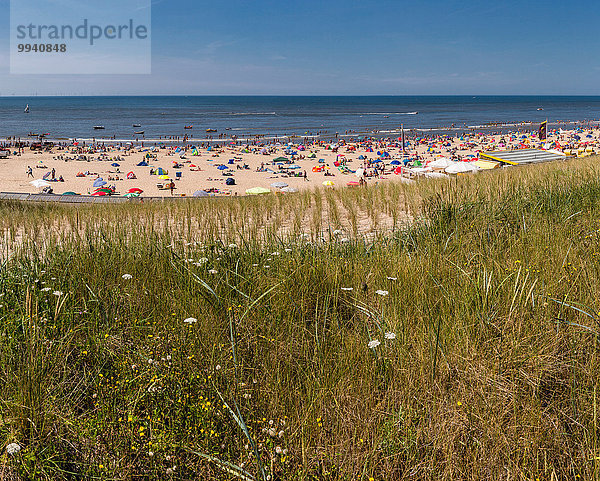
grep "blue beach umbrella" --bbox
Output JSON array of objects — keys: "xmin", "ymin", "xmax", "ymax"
[
  {"xmin": 111, "ymin": 162, "xmax": 120, "ymax": 167},
  {"xmin": 93, "ymin": 178, "xmax": 107, "ymax": 188},
  {"xmin": 217, "ymin": 165, "xmax": 228, "ymax": 170}
]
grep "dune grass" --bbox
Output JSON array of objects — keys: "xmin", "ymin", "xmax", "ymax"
[{"xmin": 1, "ymin": 157, "xmax": 600, "ymax": 480}]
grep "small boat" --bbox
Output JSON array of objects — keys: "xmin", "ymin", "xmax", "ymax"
[
  {"xmin": 133, "ymin": 124, "xmax": 142, "ymax": 128},
  {"xmin": 206, "ymin": 128, "xmax": 217, "ymax": 133},
  {"xmin": 134, "ymin": 131, "xmax": 145, "ymax": 135},
  {"xmin": 93, "ymin": 126, "xmax": 105, "ymax": 130},
  {"xmin": 24, "ymin": 104, "xmax": 30, "ymax": 113},
  {"xmin": 537, "ymin": 108, "xmax": 544, "ymax": 111},
  {"xmin": 184, "ymin": 125, "xmax": 193, "ymax": 129}
]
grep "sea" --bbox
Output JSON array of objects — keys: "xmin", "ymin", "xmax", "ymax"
[{"xmin": 1, "ymin": 96, "xmax": 599, "ymax": 143}]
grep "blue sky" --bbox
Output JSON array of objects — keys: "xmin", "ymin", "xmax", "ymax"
[{"xmin": 0, "ymin": 0, "xmax": 599, "ymax": 95}]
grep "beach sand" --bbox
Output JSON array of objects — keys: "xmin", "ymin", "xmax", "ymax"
[{"xmin": 1, "ymin": 126, "xmax": 598, "ymax": 197}]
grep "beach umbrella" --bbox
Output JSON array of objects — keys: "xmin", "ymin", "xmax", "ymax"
[
  {"xmin": 128, "ymin": 188, "xmax": 143, "ymax": 194},
  {"xmin": 270, "ymin": 181, "xmax": 288, "ymax": 189},
  {"xmin": 30, "ymin": 179, "xmax": 51, "ymax": 189},
  {"xmin": 158, "ymin": 175, "xmax": 170, "ymax": 180},
  {"xmin": 322, "ymin": 181, "xmax": 335, "ymax": 186},
  {"xmin": 62, "ymin": 191, "xmax": 78, "ymax": 196},
  {"xmin": 280, "ymin": 186, "xmax": 299, "ymax": 193},
  {"xmin": 355, "ymin": 168, "xmax": 365, "ymax": 179},
  {"xmin": 428, "ymin": 158, "xmax": 453, "ymax": 170},
  {"xmin": 193, "ymin": 190, "xmax": 209, "ymax": 197},
  {"xmin": 216, "ymin": 165, "xmax": 228, "ymax": 170},
  {"xmin": 347, "ymin": 181, "xmax": 360, "ymax": 187},
  {"xmin": 390, "ymin": 160, "xmax": 401, "ymax": 165},
  {"xmin": 95, "ymin": 188, "xmax": 113, "ymax": 194},
  {"xmin": 246, "ymin": 187, "xmax": 271, "ymax": 195},
  {"xmin": 111, "ymin": 162, "xmax": 120, "ymax": 167},
  {"xmin": 123, "ymin": 192, "xmax": 140, "ymax": 198},
  {"xmin": 91, "ymin": 191, "xmax": 107, "ymax": 196},
  {"xmin": 93, "ymin": 178, "xmax": 107, "ymax": 188},
  {"xmin": 273, "ymin": 157, "xmax": 289, "ymax": 162}
]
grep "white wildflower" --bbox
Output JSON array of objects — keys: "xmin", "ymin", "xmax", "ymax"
[
  {"xmin": 333, "ymin": 229, "xmax": 344, "ymax": 236},
  {"xmin": 284, "ymin": 248, "xmax": 292, "ymax": 252},
  {"xmin": 270, "ymin": 252, "xmax": 280, "ymax": 256},
  {"xmin": 368, "ymin": 339, "xmax": 381, "ymax": 349},
  {"xmin": 208, "ymin": 269, "xmax": 218, "ymax": 274},
  {"xmin": 341, "ymin": 287, "xmax": 353, "ymax": 291},
  {"xmin": 341, "ymin": 237, "xmax": 350, "ymax": 243},
  {"xmin": 121, "ymin": 274, "xmax": 132, "ymax": 280},
  {"xmin": 6, "ymin": 443, "xmax": 21, "ymax": 455},
  {"xmin": 183, "ymin": 317, "xmax": 198, "ymax": 324},
  {"xmin": 375, "ymin": 290, "xmax": 389, "ymax": 296},
  {"xmin": 264, "ymin": 265, "xmax": 270, "ymax": 269},
  {"xmin": 197, "ymin": 257, "xmax": 209, "ymax": 264},
  {"xmin": 385, "ymin": 332, "xmax": 396, "ymax": 340},
  {"xmin": 386, "ymin": 277, "xmax": 397, "ymax": 281},
  {"xmin": 275, "ymin": 446, "xmax": 283, "ymax": 454},
  {"xmin": 41, "ymin": 287, "xmax": 51, "ymax": 292},
  {"xmin": 215, "ymin": 364, "xmax": 221, "ymax": 371},
  {"xmin": 52, "ymin": 290, "xmax": 63, "ymax": 296}
]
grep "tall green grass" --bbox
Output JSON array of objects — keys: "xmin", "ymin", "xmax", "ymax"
[{"xmin": 1, "ymin": 156, "xmax": 600, "ymax": 480}]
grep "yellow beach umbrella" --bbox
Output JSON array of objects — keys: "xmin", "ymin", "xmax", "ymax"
[
  {"xmin": 322, "ymin": 181, "xmax": 334, "ymax": 186},
  {"xmin": 158, "ymin": 175, "xmax": 170, "ymax": 180}
]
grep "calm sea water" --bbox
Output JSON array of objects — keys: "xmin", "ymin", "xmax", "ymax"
[{"xmin": 0, "ymin": 96, "xmax": 599, "ymax": 142}]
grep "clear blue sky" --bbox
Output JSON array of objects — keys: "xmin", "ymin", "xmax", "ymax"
[{"xmin": 1, "ymin": 0, "xmax": 599, "ymax": 95}]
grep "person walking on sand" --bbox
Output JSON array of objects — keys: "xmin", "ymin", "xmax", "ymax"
[
  {"xmin": 170, "ymin": 181, "xmax": 175, "ymax": 196},
  {"xmin": 26, "ymin": 166, "xmax": 33, "ymax": 178},
  {"xmin": 303, "ymin": 170, "xmax": 308, "ymax": 181}
]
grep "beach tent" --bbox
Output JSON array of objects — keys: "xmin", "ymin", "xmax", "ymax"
[
  {"xmin": 111, "ymin": 163, "xmax": 120, "ymax": 167},
  {"xmin": 127, "ymin": 172, "xmax": 136, "ymax": 180},
  {"xmin": 445, "ymin": 162, "xmax": 479, "ymax": 174},
  {"xmin": 62, "ymin": 191, "xmax": 78, "ymax": 196},
  {"xmin": 270, "ymin": 182, "xmax": 288, "ymax": 189},
  {"xmin": 93, "ymin": 179, "xmax": 107, "ymax": 188},
  {"xmin": 137, "ymin": 161, "xmax": 149, "ymax": 166},
  {"xmin": 193, "ymin": 190, "xmax": 210, "ymax": 197},
  {"xmin": 246, "ymin": 187, "xmax": 271, "ymax": 195},
  {"xmin": 157, "ymin": 167, "xmax": 168, "ymax": 175},
  {"xmin": 217, "ymin": 165, "xmax": 228, "ymax": 170},
  {"xmin": 280, "ymin": 186, "xmax": 299, "ymax": 193},
  {"xmin": 226, "ymin": 178, "xmax": 236, "ymax": 186},
  {"xmin": 273, "ymin": 157, "xmax": 289, "ymax": 163}
]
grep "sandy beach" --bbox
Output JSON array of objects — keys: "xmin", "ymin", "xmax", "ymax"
[{"xmin": 1, "ymin": 125, "xmax": 598, "ymax": 198}]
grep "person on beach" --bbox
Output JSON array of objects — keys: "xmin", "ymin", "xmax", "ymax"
[
  {"xmin": 26, "ymin": 166, "xmax": 33, "ymax": 178},
  {"xmin": 51, "ymin": 168, "xmax": 56, "ymax": 180},
  {"xmin": 170, "ymin": 181, "xmax": 175, "ymax": 196}
]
